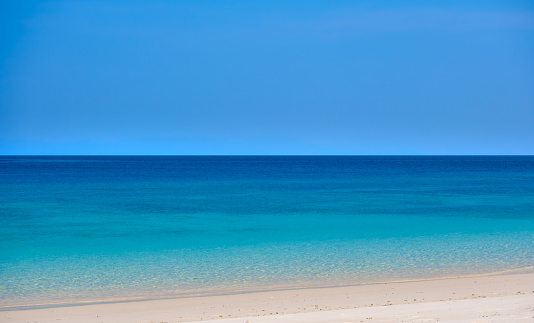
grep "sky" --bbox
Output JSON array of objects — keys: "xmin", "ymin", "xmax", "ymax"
[{"xmin": 1, "ymin": 0, "xmax": 533, "ymax": 155}]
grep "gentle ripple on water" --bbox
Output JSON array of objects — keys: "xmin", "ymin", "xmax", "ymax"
[{"xmin": 1, "ymin": 156, "xmax": 533, "ymax": 307}]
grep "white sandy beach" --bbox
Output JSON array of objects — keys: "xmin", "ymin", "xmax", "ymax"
[{"xmin": 2, "ymin": 271, "xmax": 533, "ymax": 323}]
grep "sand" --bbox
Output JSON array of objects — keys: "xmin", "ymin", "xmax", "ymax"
[{"xmin": 2, "ymin": 271, "xmax": 533, "ymax": 323}]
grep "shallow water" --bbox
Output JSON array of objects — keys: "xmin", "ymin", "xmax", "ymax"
[{"xmin": 1, "ymin": 156, "xmax": 533, "ymax": 307}]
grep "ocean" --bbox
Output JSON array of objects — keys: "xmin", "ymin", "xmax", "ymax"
[{"xmin": 1, "ymin": 156, "xmax": 533, "ymax": 308}]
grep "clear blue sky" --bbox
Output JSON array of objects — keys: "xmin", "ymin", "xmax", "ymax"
[{"xmin": 1, "ymin": 0, "xmax": 533, "ymax": 155}]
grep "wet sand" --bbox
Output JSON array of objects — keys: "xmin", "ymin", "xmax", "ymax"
[{"xmin": 2, "ymin": 271, "xmax": 533, "ymax": 323}]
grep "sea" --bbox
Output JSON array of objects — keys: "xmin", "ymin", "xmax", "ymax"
[{"xmin": 1, "ymin": 156, "xmax": 533, "ymax": 309}]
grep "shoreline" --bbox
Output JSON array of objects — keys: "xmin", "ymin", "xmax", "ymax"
[
  {"xmin": 2, "ymin": 269, "xmax": 534, "ymax": 322},
  {"xmin": 3, "ymin": 265, "xmax": 533, "ymax": 311}
]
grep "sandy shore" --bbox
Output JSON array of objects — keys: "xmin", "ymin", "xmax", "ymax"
[{"xmin": 2, "ymin": 271, "xmax": 533, "ymax": 323}]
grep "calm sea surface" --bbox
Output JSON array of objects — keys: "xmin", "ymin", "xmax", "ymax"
[{"xmin": 1, "ymin": 156, "xmax": 533, "ymax": 308}]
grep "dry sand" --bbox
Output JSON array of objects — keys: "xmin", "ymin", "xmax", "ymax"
[{"xmin": 2, "ymin": 271, "xmax": 533, "ymax": 323}]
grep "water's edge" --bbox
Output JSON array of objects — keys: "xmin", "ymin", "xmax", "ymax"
[{"xmin": 3, "ymin": 265, "xmax": 533, "ymax": 312}]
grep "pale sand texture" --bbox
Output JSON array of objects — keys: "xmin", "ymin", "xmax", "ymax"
[
  {"xmin": 2, "ymin": 272, "xmax": 533, "ymax": 323},
  {"xmin": 216, "ymin": 295, "xmax": 534, "ymax": 323}
]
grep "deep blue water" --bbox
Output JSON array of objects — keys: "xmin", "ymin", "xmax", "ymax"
[{"xmin": 1, "ymin": 156, "xmax": 534, "ymax": 307}]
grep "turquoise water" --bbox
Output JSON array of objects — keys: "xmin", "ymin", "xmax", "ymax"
[{"xmin": 1, "ymin": 156, "xmax": 533, "ymax": 307}]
